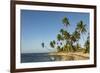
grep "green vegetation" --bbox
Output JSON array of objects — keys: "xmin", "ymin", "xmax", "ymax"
[
  {"xmin": 49, "ymin": 17, "xmax": 90, "ymax": 53},
  {"xmin": 84, "ymin": 35, "xmax": 90, "ymax": 53}
]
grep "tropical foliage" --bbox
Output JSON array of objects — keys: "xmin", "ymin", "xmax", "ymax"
[{"xmin": 49, "ymin": 17, "xmax": 90, "ymax": 53}]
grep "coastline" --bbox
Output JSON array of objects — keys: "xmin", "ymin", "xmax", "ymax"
[{"xmin": 49, "ymin": 52, "xmax": 89, "ymax": 61}]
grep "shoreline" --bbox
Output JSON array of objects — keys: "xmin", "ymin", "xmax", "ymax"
[{"xmin": 48, "ymin": 52, "xmax": 89, "ymax": 61}]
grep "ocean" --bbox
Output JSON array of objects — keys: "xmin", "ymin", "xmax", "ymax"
[{"xmin": 21, "ymin": 53, "xmax": 61, "ymax": 63}]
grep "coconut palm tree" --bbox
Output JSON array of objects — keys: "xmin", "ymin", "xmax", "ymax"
[
  {"xmin": 63, "ymin": 31, "xmax": 70, "ymax": 40},
  {"xmin": 50, "ymin": 41, "xmax": 55, "ymax": 48},
  {"xmin": 41, "ymin": 42, "xmax": 53, "ymax": 52},
  {"xmin": 61, "ymin": 30, "xmax": 76, "ymax": 52},
  {"xmin": 64, "ymin": 30, "xmax": 80, "ymax": 52},
  {"xmin": 62, "ymin": 17, "xmax": 70, "ymax": 27},
  {"xmin": 67, "ymin": 35, "xmax": 76, "ymax": 52},
  {"xmin": 57, "ymin": 34, "xmax": 63, "ymax": 41},
  {"xmin": 72, "ymin": 30, "xmax": 80, "ymax": 43},
  {"xmin": 60, "ymin": 29, "xmax": 64, "ymax": 35},
  {"xmin": 70, "ymin": 35, "xmax": 76, "ymax": 43},
  {"xmin": 76, "ymin": 20, "xmax": 87, "ymax": 34},
  {"xmin": 76, "ymin": 20, "xmax": 87, "ymax": 46},
  {"xmin": 49, "ymin": 17, "xmax": 88, "ymax": 53},
  {"xmin": 73, "ymin": 31, "xmax": 80, "ymax": 40}
]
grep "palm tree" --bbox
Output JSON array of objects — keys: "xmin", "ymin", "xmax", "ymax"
[
  {"xmin": 63, "ymin": 31, "xmax": 70, "ymax": 40},
  {"xmin": 72, "ymin": 31, "xmax": 80, "ymax": 43},
  {"xmin": 61, "ymin": 30, "xmax": 76, "ymax": 52},
  {"xmin": 60, "ymin": 29, "xmax": 64, "ymax": 35},
  {"xmin": 41, "ymin": 42, "xmax": 52, "ymax": 51},
  {"xmin": 76, "ymin": 20, "xmax": 87, "ymax": 45},
  {"xmin": 76, "ymin": 20, "xmax": 87, "ymax": 34},
  {"xmin": 67, "ymin": 35, "xmax": 76, "ymax": 52},
  {"xmin": 62, "ymin": 17, "xmax": 70, "ymax": 27},
  {"xmin": 41, "ymin": 42, "xmax": 44, "ymax": 48},
  {"xmin": 64, "ymin": 31, "xmax": 80, "ymax": 52},
  {"xmin": 49, "ymin": 17, "xmax": 88, "ymax": 53},
  {"xmin": 50, "ymin": 41, "xmax": 55, "ymax": 48},
  {"xmin": 57, "ymin": 34, "xmax": 63, "ymax": 41}
]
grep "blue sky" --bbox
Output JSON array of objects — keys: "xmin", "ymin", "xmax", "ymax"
[{"xmin": 21, "ymin": 10, "xmax": 89, "ymax": 53}]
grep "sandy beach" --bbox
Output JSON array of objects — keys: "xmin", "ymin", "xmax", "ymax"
[{"xmin": 49, "ymin": 52, "xmax": 89, "ymax": 61}]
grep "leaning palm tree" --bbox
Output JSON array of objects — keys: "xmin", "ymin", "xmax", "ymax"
[
  {"xmin": 67, "ymin": 35, "xmax": 76, "ymax": 52},
  {"xmin": 63, "ymin": 31, "xmax": 70, "ymax": 40},
  {"xmin": 76, "ymin": 20, "xmax": 87, "ymax": 44},
  {"xmin": 62, "ymin": 31, "xmax": 75, "ymax": 52},
  {"xmin": 76, "ymin": 20, "xmax": 87, "ymax": 34},
  {"xmin": 72, "ymin": 30, "xmax": 80, "ymax": 43}
]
